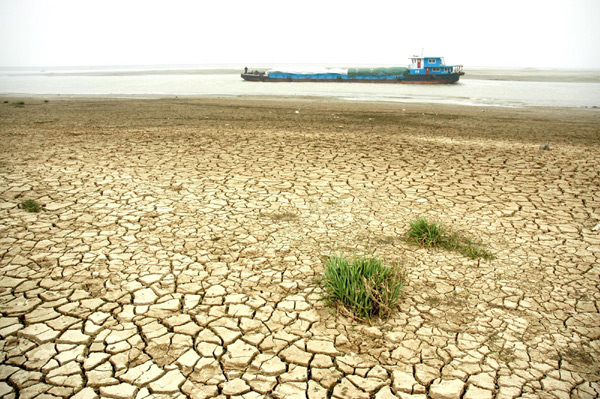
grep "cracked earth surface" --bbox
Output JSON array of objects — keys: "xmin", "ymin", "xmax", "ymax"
[{"xmin": 0, "ymin": 98, "xmax": 599, "ymax": 399}]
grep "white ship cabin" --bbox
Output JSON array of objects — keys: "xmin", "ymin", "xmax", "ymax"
[{"xmin": 408, "ymin": 56, "xmax": 462, "ymax": 75}]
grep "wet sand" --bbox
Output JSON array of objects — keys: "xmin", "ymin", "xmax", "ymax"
[{"xmin": 0, "ymin": 97, "xmax": 599, "ymax": 398}]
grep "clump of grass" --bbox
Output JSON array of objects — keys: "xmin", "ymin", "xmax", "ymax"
[
  {"xmin": 407, "ymin": 217, "xmax": 495, "ymax": 260},
  {"xmin": 20, "ymin": 199, "xmax": 41, "ymax": 213},
  {"xmin": 321, "ymin": 253, "xmax": 406, "ymax": 320},
  {"xmin": 407, "ymin": 217, "xmax": 445, "ymax": 247}
]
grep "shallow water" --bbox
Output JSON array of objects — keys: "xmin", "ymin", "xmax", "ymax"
[{"xmin": 1, "ymin": 66, "xmax": 599, "ymax": 108}]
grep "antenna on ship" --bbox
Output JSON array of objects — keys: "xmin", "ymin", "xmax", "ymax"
[{"xmin": 421, "ymin": 48, "xmax": 424, "ymax": 57}]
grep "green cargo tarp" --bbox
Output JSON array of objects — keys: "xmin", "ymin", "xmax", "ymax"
[{"xmin": 348, "ymin": 67, "xmax": 409, "ymax": 77}]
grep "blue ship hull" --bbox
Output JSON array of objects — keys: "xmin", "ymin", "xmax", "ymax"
[
  {"xmin": 242, "ymin": 57, "xmax": 464, "ymax": 84},
  {"xmin": 241, "ymin": 72, "xmax": 464, "ymax": 84}
]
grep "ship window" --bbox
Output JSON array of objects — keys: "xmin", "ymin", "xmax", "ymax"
[
  {"xmin": 427, "ymin": 59, "xmax": 437, "ymax": 64},
  {"xmin": 432, "ymin": 67, "xmax": 441, "ymax": 72}
]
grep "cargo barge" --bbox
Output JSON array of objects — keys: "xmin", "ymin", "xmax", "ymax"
[{"xmin": 242, "ymin": 56, "xmax": 464, "ymax": 84}]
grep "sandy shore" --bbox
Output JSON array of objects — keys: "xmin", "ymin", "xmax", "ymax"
[{"xmin": 0, "ymin": 98, "xmax": 599, "ymax": 398}]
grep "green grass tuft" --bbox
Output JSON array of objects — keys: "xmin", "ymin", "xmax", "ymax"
[
  {"xmin": 20, "ymin": 199, "xmax": 41, "ymax": 213},
  {"xmin": 407, "ymin": 217, "xmax": 446, "ymax": 247},
  {"xmin": 407, "ymin": 217, "xmax": 495, "ymax": 260},
  {"xmin": 321, "ymin": 253, "xmax": 406, "ymax": 320}
]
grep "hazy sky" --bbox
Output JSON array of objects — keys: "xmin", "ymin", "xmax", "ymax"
[{"xmin": 1, "ymin": 0, "xmax": 599, "ymax": 69}]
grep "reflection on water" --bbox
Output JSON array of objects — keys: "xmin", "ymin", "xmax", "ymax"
[{"xmin": 1, "ymin": 67, "xmax": 599, "ymax": 108}]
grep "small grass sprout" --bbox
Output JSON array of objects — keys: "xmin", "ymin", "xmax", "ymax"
[
  {"xmin": 321, "ymin": 253, "xmax": 406, "ymax": 321},
  {"xmin": 20, "ymin": 199, "xmax": 41, "ymax": 213},
  {"xmin": 271, "ymin": 211, "xmax": 298, "ymax": 222}
]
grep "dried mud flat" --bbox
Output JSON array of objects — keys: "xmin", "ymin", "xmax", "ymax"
[{"xmin": 0, "ymin": 97, "xmax": 599, "ymax": 399}]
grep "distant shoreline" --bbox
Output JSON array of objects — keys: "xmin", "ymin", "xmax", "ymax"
[
  {"xmin": 2, "ymin": 66, "xmax": 600, "ymax": 83},
  {"xmin": 463, "ymin": 68, "xmax": 600, "ymax": 83}
]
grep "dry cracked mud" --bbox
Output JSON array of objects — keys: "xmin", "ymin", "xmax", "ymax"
[{"xmin": 0, "ymin": 97, "xmax": 599, "ymax": 399}]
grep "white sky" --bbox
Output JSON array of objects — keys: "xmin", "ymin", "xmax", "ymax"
[{"xmin": 1, "ymin": 0, "xmax": 599, "ymax": 69}]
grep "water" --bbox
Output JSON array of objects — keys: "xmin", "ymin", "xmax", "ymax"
[{"xmin": 1, "ymin": 65, "xmax": 599, "ymax": 108}]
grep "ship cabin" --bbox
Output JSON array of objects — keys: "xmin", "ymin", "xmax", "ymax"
[{"xmin": 408, "ymin": 56, "xmax": 462, "ymax": 75}]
